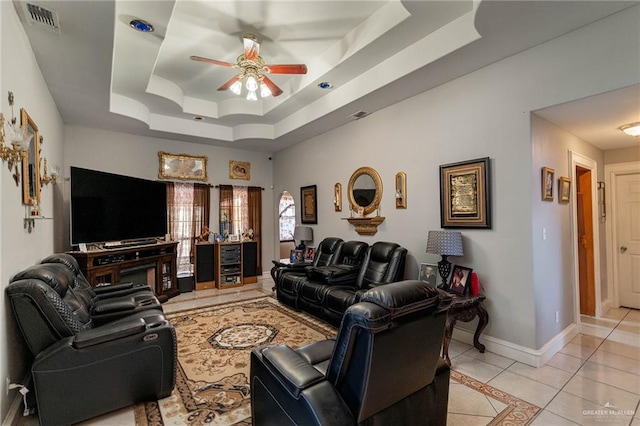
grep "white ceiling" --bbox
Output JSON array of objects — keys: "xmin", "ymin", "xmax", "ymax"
[{"xmin": 13, "ymin": 0, "xmax": 640, "ymax": 153}]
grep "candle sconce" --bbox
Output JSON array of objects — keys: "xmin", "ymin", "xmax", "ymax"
[
  {"xmin": 395, "ymin": 171, "xmax": 407, "ymax": 209},
  {"xmin": 0, "ymin": 92, "xmax": 30, "ymax": 184},
  {"xmin": 40, "ymin": 157, "xmax": 59, "ymax": 187},
  {"xmin": 334, "ymin": 183, "xmax": 342, "ymax": 212}
]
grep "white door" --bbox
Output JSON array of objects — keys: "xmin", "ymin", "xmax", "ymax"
[{"xmin": 617, "ymin": 172, "xmax": 640, "ymax": 308}]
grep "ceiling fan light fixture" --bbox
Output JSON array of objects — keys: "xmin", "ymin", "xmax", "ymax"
[
  {"xmin": 247, "ymin": 90, "xmax": 258, "ymax": 101},
  {"xmin": 129, "ymin": 19, "xmax": 154, "ymax": 33},
  {"xmin": 229, "ymin": 81, "xmax": 243, "ymax": 95},
  {"xmin": 260, "ymin": 83, "xmax": 272, "ymax": 98},
  {"xmin": 245, "ymin": 75, "xmax": 259, "ymax": 92},
  {"xmin": 619, "ymin": 121, "xmax": 640, "ymax": 137}
]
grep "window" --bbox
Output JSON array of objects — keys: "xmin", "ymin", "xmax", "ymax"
[
  {"xmin": 220, "ymin": 186, "xmax": 248, "ymax": 235},
  {"xmin": 279, "ymin": 191, "xmax": 295, "ymax": 241},
  {"xmin": 167, "ymin": 182, "xmax": 210, "ymax": 276}
]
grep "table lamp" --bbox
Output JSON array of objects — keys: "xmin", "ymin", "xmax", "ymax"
[
  {"xmin": 426, "ymin": 230, "xmax": 463, "ymax": 289},
  {"xmin": 293, "ymin": 226, "xmax": 313, "ymax": 251}
]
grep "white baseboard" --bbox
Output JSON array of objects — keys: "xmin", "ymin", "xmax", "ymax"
[{"xmin": 452, "ymin": 322, "xmax": 578, "ymax": 367}]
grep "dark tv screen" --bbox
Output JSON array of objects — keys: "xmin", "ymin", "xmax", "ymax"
[{"xmin": 70, "ymin": 167, "xmax": 167, "ymax": 245}]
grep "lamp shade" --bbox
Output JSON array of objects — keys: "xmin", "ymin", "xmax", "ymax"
[
  {"xmin": 426, "ymin": 230, "xmax": 463, "ymax": 256},
  {"xmin": 293, "ymin": 226, "xmax": 313, "ymax": 243}
]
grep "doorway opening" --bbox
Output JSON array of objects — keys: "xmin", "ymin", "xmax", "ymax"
[{"xmin": 570, "ymin": 151, "xmax": 602, "ymax": 328}]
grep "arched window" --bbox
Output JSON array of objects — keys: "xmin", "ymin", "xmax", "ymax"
[{"xmin": 279, "ymin": 191, "xmax": 295, "ymax": 241}]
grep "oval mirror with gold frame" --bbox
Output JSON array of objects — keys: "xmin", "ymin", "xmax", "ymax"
[
  {"xmin": 21, "ymin": 108, "xmax": 41, "ymax": 206},
  {"xmin": 348, "ymin": 166, "xmax": 382, "ymax": 215}
]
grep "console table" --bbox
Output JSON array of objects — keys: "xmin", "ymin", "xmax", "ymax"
[
  {"xmin": 68, "ymin": 241, "xmax": 179, "ymax": 302},
  {"xmin": 442, "ymin": 293, "xmax": 489, "ymax": 366}
]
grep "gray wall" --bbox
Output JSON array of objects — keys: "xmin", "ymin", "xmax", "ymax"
[
  {"xmin": 1, "ymin": 2, "xmax": 65, "ymax": 418},
  {"xmin": 272, "ymin": 5, "xmax": 639, "ymax": 352}
]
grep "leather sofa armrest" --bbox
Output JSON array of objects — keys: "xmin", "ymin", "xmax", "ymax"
[
  {"xmin": 261, "ymin": 345, "xmax": 325, "ymax": 397},
  {"xmin": 91, "ymin": 297, "xmax": 136, "ymax": 315},
  {"xmin": 73, "ymin": 318, "xmax": 147, "ymax": 348},
  {"xmin": 94, "ymin": 283, "xmax": 153, "ymax": 298}
]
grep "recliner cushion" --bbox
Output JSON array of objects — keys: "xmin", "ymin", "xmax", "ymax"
[{"xmin": 360, "ymin": 280, "xmax": 442, "ymax": 319}]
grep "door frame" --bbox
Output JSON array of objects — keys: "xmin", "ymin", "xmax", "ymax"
[
  {"xmin": 569, "ymin": 151, "xmax": 602, "ymax": 325},
  {"xmin": 604, "ymin": 161, "xmax": 640, "ymax": 309}
]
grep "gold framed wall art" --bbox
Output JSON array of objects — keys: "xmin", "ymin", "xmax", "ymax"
[
  {"xmin": 158, "ymin": 152, "xmax": 208, "ymax": 181},
  {"xmin": 229, "ymin": 160, "xmax": 250, "ymax": 180},
  {"xmin": 541, "ymin": 166, "xmax": 555, "ymax": 201},
  {"xmin": 440, "ymin": 157, "xmax": 491, "ymax": 229}
]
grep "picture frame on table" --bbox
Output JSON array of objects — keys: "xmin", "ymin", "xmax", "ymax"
[
  {"xmin": 228, "ymin": 234, "xmax": 240, "ymax": 242},
  {"xmin": 301, "ymin": 185, "xmax": 318, "ymax": 224},
  {"xmin": 448, "ymin": 265, "xmax": 473, "ymax": 296},
  {"xmin": 440, "ymin": 157, "xmax": 491, "ymax": 229},
  {"xmin": 305, "ymin": 246, "xmax": 316, "ymax": 260},
  {"xmin": 290, "ymin": 249, "xmax": 305, "ymax": 263},
  {"xmin": 542, "ymin": 167, "xmax": 555, "ymax": 201},
  {"xmin": 419, "ymin": 262, "xmax": 439, "ymax": 287}
]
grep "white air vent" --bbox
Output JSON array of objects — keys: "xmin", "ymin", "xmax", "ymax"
[
  {"xmin": 348, "ymin": 111, "xmax": 371, "ymax": 120},
  {"xmin": 23, "ymin": 3, "xmax": 60, "ymax": 33}
]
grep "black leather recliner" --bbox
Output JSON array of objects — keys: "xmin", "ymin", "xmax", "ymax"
[
  {"xmin": 6, "ymin": 262, "xmax": 176, "ymax": 425},
  {"xmin": 276, "ymin": 237, "xmax": 344, "ymax": 308},
  {"xmin": 251, "ymin": 280, "xmax": 452, "ymax": 426},
  {"xmin": 40, "ymin": 253, "xmax": 162, "ymax": 325},
  {"xmin": 318, "ymin": 241, "xmax": 408, "ymax": 326},
  {"xmin": 296, "ymin": 240, "xmax": 369, "ymax": 318}
]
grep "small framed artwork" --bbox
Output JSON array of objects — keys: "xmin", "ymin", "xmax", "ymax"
[
  {"xmin": 301, "ymin": 185, "xmax": 318, "ymax": 224},
  {"xmin": 419, "ymin": 263, "xmax": 439, "ymax": 287},
  {"xmin": 440, "ymin": 157, "xmax": 491, "ymax": 229},
  {"xmin": 158, "ymin": 151, "xmax": 208, "ymax": 181},
  {"xmin": 448, "ymin": 265, "xmax": 473, "ymax": 296},
  {"xmin": 228, "ymin": 234, "xmax": 240, "ymax": 242},
  {"xmin": 305, "ymin": 246, "xmax": 316, "ymax": 260},
  {"xmin": 558, "ymin": 177, "xmax": 571, "ymax": 203},
  {"xmin": 542, "ymin": 167, "xmax": 555, "ymax": 201},
  {"xmin": 230, "ymin": 161, "xmax": 250, "ymax": 180},
  {"xmin": 290, "ymin": 249, "xmax": 305, "ymax": 263}
]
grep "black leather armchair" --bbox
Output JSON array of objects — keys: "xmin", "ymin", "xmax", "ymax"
[
  {"xmin": 320, "ymin": 241, "xmax": 407, "ymax": 326},
  {"xmin": 251, "ymin": 280, "xmax": 452, "ymax": 426},
  {"xmin": 39, "ymin": 253, "xmax": 162, "ymax": 325},
  {"xmin": 6, "ymin": 262, "xmax": 176, "ymax": 425},
  {"xmin": 297, "ymin": 240, "xmax": 369, "ymax": 317},
  {"xmin": 275, "ymin": 237, "xmax": 344, "ymax": 308}
]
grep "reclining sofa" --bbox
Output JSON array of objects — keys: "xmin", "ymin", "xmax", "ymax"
[
  {"xmin": 275, "ymin": 238, "xmax": 407, "ymax": 326},
  {"xmin": 6, "ymin": 254, "xmax": 176, "ymax": 425},
  {"xmin": 251, "ymin": 280, "xmax": 452, "ymax": 425}
]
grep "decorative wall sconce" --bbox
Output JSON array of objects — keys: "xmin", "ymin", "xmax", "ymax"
[
  {"xmin": 395, "ymin": 172, "xmax": 407, "ymax": 209},
  {"xmin": 0, "ymin": 92, "xmax": 30, "ymax": 179},
  {"xmin": 40, "ymin": 157, "xmax": 59, "ymax": 187},
  {"xmin": 334, "ymin": 183, "xmax": 342, "ymax": 212}
]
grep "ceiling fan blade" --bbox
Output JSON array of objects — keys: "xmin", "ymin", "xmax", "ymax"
[
  {"xmin": 243, "ymin": 36, "xmax": 260, "ymax": 61},
  {"xmin": 261, "ymin": 76, "xmax": 283, "ymax": 97},
  {"xmin": 218, "ymin": 75, "xmax": 240, "ymax": 91},
  {"xmin": 265, "ymin": 64, "xmax": 308, "ymax": 74},
  {"xmin": 190, "ymin": 55, "xmax": 235, "ymax": 68}
]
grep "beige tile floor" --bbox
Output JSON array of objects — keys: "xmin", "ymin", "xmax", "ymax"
[{"xmin": 16, "ymin": 277, "xmax": 640, "ymax": 425}]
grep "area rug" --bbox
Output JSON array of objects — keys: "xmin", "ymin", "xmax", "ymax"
[{"xmin": 134, "ymin": 296, "xmax": 540, "ymax": 425}]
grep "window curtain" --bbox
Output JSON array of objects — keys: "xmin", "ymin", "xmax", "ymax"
[
  {"xmin": 248, "ymin": 186, "xmax": 262, "ymax": 274},
  {"xmin": 167, "ymin": 182, "xmax": 210, "ymax": 275},
  {"xmin": 219, "ymin": 184, "xmax": 233, "ymax": 235}
]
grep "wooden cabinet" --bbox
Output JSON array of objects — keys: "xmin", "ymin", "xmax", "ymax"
[
  {"xmin": 194, "ymin": 241, "xmax": 259, "ymax": 290},
  {"xmin": 68, "ymin": 241, "xmax": 179, "ymax": 301}
]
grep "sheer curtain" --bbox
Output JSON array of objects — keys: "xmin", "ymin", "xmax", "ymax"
[{"xmin": 167, "ymin": 182, "xmax": 210, "ymax": 275}]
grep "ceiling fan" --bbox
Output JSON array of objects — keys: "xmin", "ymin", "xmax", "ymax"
[{"xmin": 190, "ymin": 34, "xmax": 307, "ymax": 100}]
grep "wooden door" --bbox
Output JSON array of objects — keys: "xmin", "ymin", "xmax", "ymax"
[
  {"xmin": 616, "ymin": 172, "xmax": 640, "ymax": 308},
  {"xmin": 576, "ymin": 166, "xmax": 596, "ymax": 316}
]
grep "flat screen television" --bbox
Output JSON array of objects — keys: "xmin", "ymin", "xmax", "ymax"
[{"xmin": 70, "ymin": 167, "xmax": 167, "ymax": 246}]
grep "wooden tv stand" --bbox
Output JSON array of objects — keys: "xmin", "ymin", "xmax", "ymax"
[{"xmin": 68, "ymin": 241, "xmax": 179, "ymax": 302}]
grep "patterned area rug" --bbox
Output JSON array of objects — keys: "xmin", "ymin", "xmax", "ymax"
[{"xmin": 134, "ymin": 296, "xmax": 539, "ymax": 425}]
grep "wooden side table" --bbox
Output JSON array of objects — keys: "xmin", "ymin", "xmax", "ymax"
[{"xmin": 442, "ymin": 293, "xmax": 489, "ymax": 366}]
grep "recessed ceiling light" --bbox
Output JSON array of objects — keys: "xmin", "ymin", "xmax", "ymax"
[
  {"xmin": 129, "ymin": 19, "xmax": 154, "ymax": 33},
  {"xmin": 618, "ymin": 121, "xmax": 640, "ymax": 137},
  {"xmin": 193, "ymin": 116, "xmax": 204, "ymax": 121},
  {"xmin": 318, "ymin": 82, "xmax": 333, "ymax": 89}
]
